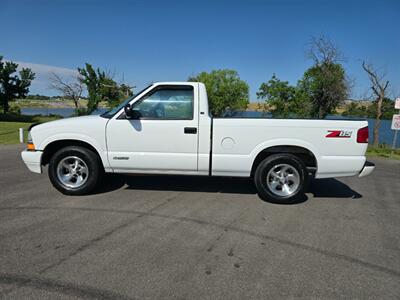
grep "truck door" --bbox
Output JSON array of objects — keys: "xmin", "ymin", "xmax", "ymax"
[{"xmin": 106, "ymin": 84, "xmax": 199, "ymax": 172}]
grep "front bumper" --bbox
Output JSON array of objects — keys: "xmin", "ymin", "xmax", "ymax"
[
  {"xmin": 358, "ymin": 161, "xmax": 375, "ymax": 177},
  {"xmin": 21, "ymin": 150, "xmax": 43, "ymax": 174}
]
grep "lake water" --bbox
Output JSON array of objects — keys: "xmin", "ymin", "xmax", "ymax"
[{"xmin": 21, "ymin": 108, "xmax": 399, "ymax": 147}]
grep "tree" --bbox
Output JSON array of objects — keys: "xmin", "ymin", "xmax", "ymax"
[
  {"xmin": 78, "ymin": 63, "xmax": 134, "ymax": 113},
  {"xmin": 342, "ymin": 101, "xmax": 368, "ymax": 118},
  {"xmin": 306, "ymin": 36, "xmax": 344, "ymax": 66},
  {"xmin": 257, "ymin": 74, "xmax": 311, "ymax": 118},
  {"xmin": 300, "ymin": 36, "xmax": 349, "ymax": 118},
  {"xmin": 362, "ymin": 61, "xmax": 389, "ymax": 146},
  {"xmin": 367, "ymin": 98, "xmax": 397, "ymax": 120},
  {"xmin": 99, "ymin": 76, "xmax": 121, "ymax": 109},
  {"xmin": 299, "ymin": 62, "xmax": 348, "ymax": 118},
  {"xmin": 49, "ymin": 72, "xmax": 84, "ymax": 109},
  {"xmin": 257, "ymin": 37, "xmax": 349, "ymax": 119},
  {"xmin": 0, "ymin": 56, "xmax": 35, "ymax": 113},
  {"xmin": 78, "ymin": 63, "xmax": 104, "ymax": 113},
  {"xmin": 25, "ymin": 94, "xmax": 51, "ymax": 100},
  {"xmin": 188, "ymin": 69, "xmax": 249, "ymax": 116},
  {"xmin": 99, "ymin": 79, "xmax": 134, "ymax": 109},
  {"xmin": 119, "ymin": 83, "xmax": 134, "ymax": 98}
]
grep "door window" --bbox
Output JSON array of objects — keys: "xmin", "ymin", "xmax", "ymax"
[{"xmin": 133, "ymin": 86, "xmax": 193, "ymax": 120}]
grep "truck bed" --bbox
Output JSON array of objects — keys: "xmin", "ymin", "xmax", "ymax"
[{"xmin": 211, "ymin": 118, "xmax": 368, "ymax": 178}]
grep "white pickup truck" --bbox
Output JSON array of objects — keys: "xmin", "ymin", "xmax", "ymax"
[{"xmin": 21, "ymin": 82, "xmax": 375, "ymax": 203}]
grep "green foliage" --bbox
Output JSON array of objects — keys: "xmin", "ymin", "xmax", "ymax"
[
  {"xmin": 299, "ymin": 62, "xmax": 348, "ymax": 118},
  {"xmin": 78, "ymin": 63, "xmax": 133, "ymax": 113},
  {"xmin": 188, "ymin": 69, "xmax": 249, "ymax": 117},
  {"xmin": 9, "ymin": 105, "xmax": 21, "ymax": 115},
  {"xmin": 78, "ymin": 63, "xmax": 104, "ymax": 113},
  {"xmin": 257, "ymin": 59, "xmax": 348, "ymax": 119},
  {"xmin": 369, "ymin": 98, "xmax": 397, "ymax": 119},
  {"xmin": 119, "ymin": 84, "xmax": 134, "ymax": 98},
  {"xmin": 257, "ymin": 74, "xmax": 312, "ymax": 118},
  {"xmin": 342, "ymin": 102, "xmax": 368, "ymax": 118},
  {"xmin": 342, "ymin": 98, "xmax": 397, "ymax": 120},
  {"xmin": 100, "ymin": 76, "xmax": 121, "ymax": 109},
  {"xmin": 72, "ymin": 108, "xmax": 90, "ymax": 116},
  {"xmin": 0, "ymin": 56, "xmax": 35, "ymax": 113},
  {"xmin": 25, "ymin": 94, "xmax": 52, "ymax": 100}
]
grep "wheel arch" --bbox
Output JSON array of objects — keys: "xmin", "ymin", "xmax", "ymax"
[
  {"xmin": 41, "ymin": 139, "xmax": 105, "ymax": 170},
  {"xmin": 250, "ymin": 145, "xmax": 318, "ymax": 177}
]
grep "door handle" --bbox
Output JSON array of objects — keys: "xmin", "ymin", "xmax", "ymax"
[{"xmin": 184, "ymin": 127, "xmax": 197, "ymax": 134}]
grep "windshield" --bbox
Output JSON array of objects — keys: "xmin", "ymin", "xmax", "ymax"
[{"xmin": 100, "ymin": 84, "xmax": 153, "ymax": 118}]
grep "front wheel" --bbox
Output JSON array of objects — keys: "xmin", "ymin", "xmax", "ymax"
[
  {"xmin": 254, "ymin": 154, "xmax": 308, "ymax": 204},
  {"xmin": 48, "ymin": 146, "xmax": 102, "ymax": 195}
]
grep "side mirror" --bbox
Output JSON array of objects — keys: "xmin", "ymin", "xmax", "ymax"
[{"xmin": 124, "ymin": 104, "xmax": 141, "ymax": 119}]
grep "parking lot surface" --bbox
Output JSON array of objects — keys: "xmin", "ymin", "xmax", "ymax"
[{"xmin": 0, "ymin": 144, "xmax": 399, "ymax": 299}]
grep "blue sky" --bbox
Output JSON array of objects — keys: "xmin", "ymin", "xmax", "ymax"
[{"xmin": 1, "ymin": 0, "xmax": 399, "ymax": 101}]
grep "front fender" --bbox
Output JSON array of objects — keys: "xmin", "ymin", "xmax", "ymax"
[{"xmin": 39, "ymin": 133, "xmax": 111, "ymax": 171}]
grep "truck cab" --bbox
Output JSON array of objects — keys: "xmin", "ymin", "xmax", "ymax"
[{"xmin": 104, "ymin": 82, "xmax": 212, "ymax": 175}]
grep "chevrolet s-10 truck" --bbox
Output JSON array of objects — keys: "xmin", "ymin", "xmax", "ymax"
[{"xmin": 21, "ymin": 82, "xmax": 375, "ymax": 203}]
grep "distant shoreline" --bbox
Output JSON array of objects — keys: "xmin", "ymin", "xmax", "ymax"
[{"xmin": 12, "ymin": 99, "xmax": 109, "ymax": 109}]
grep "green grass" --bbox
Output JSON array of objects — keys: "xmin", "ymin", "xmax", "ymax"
[
  {"xmin": 0, "ymin": 114, "xmax": 62, "ymax": 144},
  {"xmin": 0, "ymin": 121, "xmax": 32, "ymax": 144},
  {"xmin": 0, "ymin": 113, "xmax": 62, "ymax": 123},
  {"xmin": 367, "ymin": 145, "xmax": 400, "ymax": 160}
]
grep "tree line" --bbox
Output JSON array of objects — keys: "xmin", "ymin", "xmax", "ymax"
[
  {"xmin": 0, "ymin": 36, "xmax": 397, "ymax": 146},
  {"xmin": 342, "ymin": 99, "xmax": 397, "ymax": 120},
  {"xmin": 189, "ymin": 37, "xmax": 396, "ymax": 147}
]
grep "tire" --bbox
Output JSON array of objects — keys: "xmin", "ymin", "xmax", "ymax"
[
  {"xmin": 254, "ymin": 153, "xmax": 308, "ymax": 204},
  {"xmin": 48, "ymin": 146, "xmax": 103, "ymax": 195}
]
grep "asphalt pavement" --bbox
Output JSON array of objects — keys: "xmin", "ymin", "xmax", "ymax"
[{"xmin": 0, "ymin": 144, "xmax": 399, "ymax": 299}]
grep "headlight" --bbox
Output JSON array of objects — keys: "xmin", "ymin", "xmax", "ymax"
[
  {"xmin": 27, "ymin": 131, "xmax": 33, "ymax": 143},
  {"xmin": 27, "ymin": 131, "xmax": 35, "ymax": 151}
]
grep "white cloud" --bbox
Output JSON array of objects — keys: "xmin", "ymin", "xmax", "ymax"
[
  {"xmin": 5, "ymin": 60, "xmax": 79, "ymax": 95},
  {"xmin": 14, "ymin": 61, "xmax": 78, "ymax": 78}
]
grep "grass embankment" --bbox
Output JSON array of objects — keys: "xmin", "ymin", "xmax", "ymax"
[
  {"xmin": 367, "ymin": 145, "xmax": 400, "ymax": 160},
  {"xmin": 12, "ymin": 99, "xmax": 108, "ymax": 109},
  {"xmin": 13, "ymin": 98, "xmax": 86, "ymax": 108},
  {"xmin": 0, "ymin": 114, "xmax": 61, "ymax": 144}
]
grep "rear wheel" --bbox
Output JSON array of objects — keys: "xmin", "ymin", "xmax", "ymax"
[
  {"xmin": 48, "ymin": 146, "xmax": 102, "ymax": 195},
  {"xmin": 254, "ymin": 153, "xmax": 308, "ymax": 204}
]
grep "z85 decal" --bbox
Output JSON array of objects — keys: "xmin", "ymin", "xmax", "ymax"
[{"xmin": 326, "ymin": 130, "xmax": 352, "ymax": 138}]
